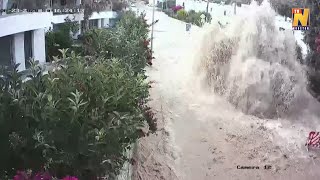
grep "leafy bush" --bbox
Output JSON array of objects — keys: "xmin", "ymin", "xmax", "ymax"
[
  {"xmin": 176, "ymin": 9, "xmax": 188, "ymax": 21},
  {"xmin": 0, "ymin": 51, "xmax": 153, "ymax": 179},
  {"xmin": 184, "ymin": 10, "xmax": 212, "ymax": 26},
  {"xmin": 81, "ymin": 11, "xmax": 152, "ymax": 73},
  {"xmin": 45, "ymin": 29, "xmax": 72, "ymax": 62},
  {"xmin": 45, "ymin": 18, "xmax": 79, "ymax": 62},
  {"xmin": 186, "ymin": 10, "xmax": 200, "ymax": 25}
]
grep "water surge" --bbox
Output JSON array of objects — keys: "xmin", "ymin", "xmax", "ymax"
[{"xmin": 195, "ymin": 1, "xmax": 316, "ymax": 119}]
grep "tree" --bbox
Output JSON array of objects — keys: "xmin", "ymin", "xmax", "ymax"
[
  {"xmin": 303, "ymin": 0, "xmax": 320, "ymax": 97},
  {"xmin": 304, "ymin": 0, "xmax": 320, "ymax": 68},
  {"xmin": 269, "ymin": 0, "xmax": 306, "ymax": 19}
]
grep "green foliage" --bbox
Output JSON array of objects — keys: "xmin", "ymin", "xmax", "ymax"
[
  {"xmin": 176, "ymin": 9, "xmax": 188, "ymax": 21},
  {"xmin": 173, "ymin": 10, "xmax": 212, "ymax": 27},
  {"xmin": 45, "ymin": 18, "xmax": 79, "ymax": 62},
  {"xmin": 81, "ymin": 11, "xmax": 150, "ymax": 74},
  {"xmin": 0, "ymin": 50, "xmax": 151, "ymax": 179},
  {"xmin": 304, "ymin": 0, "xmax": 320, "ymax": 67},
  {"xmin": 273, "ymin": 3, "xmax": 291, "ymax": 18},
  {"xmin": 303, "ymin": 0, "xmax": 320, "ymax": 97},
  {"xmin": 269, "ymin": 0, "xmax": 304, "ymax": 18}
]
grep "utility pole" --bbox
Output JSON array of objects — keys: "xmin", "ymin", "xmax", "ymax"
[
  {"xmin": 234, "ymin": 0, "xmax": 236, "ymax": 15},
  {"xmin": 206, "ymin": 0, "xmax": 209, "ymax": 21},
  {"xmin": 150, "ymin": 0, "xmax": 155, "ymax": 58}
]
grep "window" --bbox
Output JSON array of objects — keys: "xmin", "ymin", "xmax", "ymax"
[{"xmin": 89, "ymin": 19, "xmax": 98, "ymax": 29}]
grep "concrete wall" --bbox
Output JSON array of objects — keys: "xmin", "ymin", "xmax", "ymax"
[
  {"xmin": 32, "ymin": 29, "xmax": 46, "ymax": 64},
  {"xmin": 13, "ymin": 33, "xmax": 25, "ymax": 71},
  {"xmin": 0, "ymin": 11, "xmax": 118, "ymax": 38},
  {"xmin": 102, "ymin": 18, "xmax": 110, "ymax": 28},
  {"xmin": 52, "ymin": 11, "xmax": 118, "ymax": 24},
  {"xmin": 0, "ymin": 12, "xmax": 52, "ymax": 37}
]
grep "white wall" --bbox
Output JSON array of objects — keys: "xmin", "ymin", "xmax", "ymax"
[
  {"xmin": 0, "ymin": 11, "xmax": 118, "ymax": 38},
  {"xmin": 90, "ymin": 11, "xmax": 117, "ymax": 20},
  {"xmin": 32, "ymin": 29, "xmax": 46, "ymax": 64},
  {"xmin": 97, "ymin": 19, "xmax": 102, "ymax": 28},
  {"xmin": 51, "ymin": 14, "xmax": 83, "ymax": 24},
  {"xmin": 2, "ymin": 0, "xmax": 8, "ymax": 11},
  {"xmin": 102, "ymin": 18, "xmax": 110, "ymax": 28},
  {"xmin": 0, "ymin": 12, "xmax": 52, "ymax": 37},
  {"xmin": 13, "ymin": 33, "xmax": 26, "ymax": 71}
]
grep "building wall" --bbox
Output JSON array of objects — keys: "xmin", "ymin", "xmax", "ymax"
[
  {"xmin": 13, "ymin": 32, "xmax": 26, "ymax": 71},
  {"xmin": 32, "ymin": 29, "xmax": 46, "ymax": 64},
  {"xmin": 0, "ymin": 12, "xmax": 52, "ymax": 37}
]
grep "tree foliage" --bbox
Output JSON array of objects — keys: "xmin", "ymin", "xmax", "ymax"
[
  {"xmin": 302, "ymin": 0, "xmax": 320, "ymax": 97},
  {"xmin": 171, "ymin": 9, "xmax": 212, "ymax": 27},
  {"xmin": 45, "ymin": 18, "xmax": 79, "ymax": 62},
  {"xmin": 81, "ymin": 11, "xmax": 152, "ymax": 73}
]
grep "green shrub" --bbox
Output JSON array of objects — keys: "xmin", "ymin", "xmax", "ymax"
[
  {"xmin": 81, "ymin": 11, "xmax": 150, "ymax": 74},
  {"xmin": 45, "ymin": 29, "xmax": 73, "ymax": 62},
  {"xmin": 45, "ymin": 18, "xmax": 79, "ymax": 62},
  {"xmin": 177, "ymin": 9, "xmax": 188, "ymax": 21},
  {"xmin": 174, "ymin": 10, "xmax": 212, "ymax": 27},
  {"xmin": 0, "ymin": 50, "xmax": 153, "ymax": 179},
  {"xmin": 186, "ymin": 10, "xmax": 200, "ymax": 24}
]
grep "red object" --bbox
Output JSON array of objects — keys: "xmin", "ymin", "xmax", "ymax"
[
  {"xmin": 62, "ymin": 176, "xmax": 78, "ymax": 180},
  {"xmin": 143, "ymin": 40, "xmax": 149, "ymax": 47},
  {"xmin": 305, "ymin": 131, "xmax": 320, "ymax": 151},
  {"xmin": 172, "ymin": 5, "xmax": 183, "ymax": 12}
]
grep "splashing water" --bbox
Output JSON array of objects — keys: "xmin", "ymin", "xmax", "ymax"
[{"xmin": 195, "ymin": 1, "xmax": 315, "ymax": 119}]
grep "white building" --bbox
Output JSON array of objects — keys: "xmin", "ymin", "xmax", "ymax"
[{"xmin": 0, "ymin": 0, "xmax": 118, "ymax": 71}]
